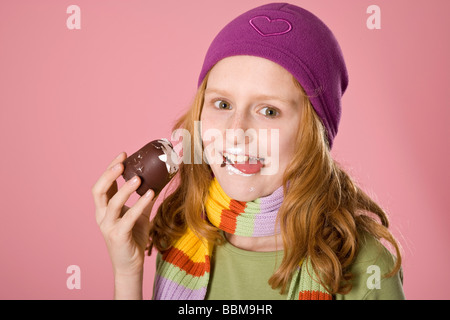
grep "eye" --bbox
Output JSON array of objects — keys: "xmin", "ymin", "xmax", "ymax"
[
  {"xmin": 214, "ymin": 100, "xmax": 231, "ymax": 110},
  {"xmin": 259, "ymin": 107, "xmax": 279, "ymax": 118}
]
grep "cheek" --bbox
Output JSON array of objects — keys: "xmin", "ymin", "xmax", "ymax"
[
  {"xmin": 200, "ymin": 113, "xmax": 217, "ymax": 147},
  {"xmin": 278, "ymin": 130, "xmax": 296, "ymax": 165},
  {"xmin": 279, "ymin": 141, "xmax": 295, "ymax": 164},
  {"xmin": 264, "ymin": 127, "xmax": 296, "ymax": 170},
  {"xmin": 200, "ymin": 113, "xmax": 224, "ymax": 164},
  {"xmin": 255, "ymin": 128, "xmax": 274, "ymax": 158}
]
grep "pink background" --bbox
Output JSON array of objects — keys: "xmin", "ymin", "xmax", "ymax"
[{"xmin": 0, "ymin": 0, "xmax": 449, "ymax": 299}]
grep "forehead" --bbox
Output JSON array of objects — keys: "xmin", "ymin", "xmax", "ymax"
[{"xmin": 206, "ymin": 56, "xmax": 301, "ymax": 99}]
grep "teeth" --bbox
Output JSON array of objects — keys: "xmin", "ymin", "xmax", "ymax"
[{"xmin": 223, "ymin": 153, "xmax": 263, "ymax": 164}]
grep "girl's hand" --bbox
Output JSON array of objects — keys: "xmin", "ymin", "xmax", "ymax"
[{"xmin": 92, "ymin": 152, "xmax": 156, "ymax": 278}]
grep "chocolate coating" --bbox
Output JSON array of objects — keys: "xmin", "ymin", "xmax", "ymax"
[{"xmin": 122, "ymin": 139, "xmax": 179, "ymax": 196}]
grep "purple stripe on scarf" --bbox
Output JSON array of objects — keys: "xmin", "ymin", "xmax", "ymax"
[
  {"xmin": 253, "ymin": 184, "xmax": 284, "ymax": 236},
  {"xmin": 153, "ymin": 275, "xmax": 207, "ymax": 300}
]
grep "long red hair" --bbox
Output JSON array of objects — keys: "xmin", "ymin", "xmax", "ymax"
[{"xmin": 148, "ymin": 73, "xmax": 402, "ymax": 295}]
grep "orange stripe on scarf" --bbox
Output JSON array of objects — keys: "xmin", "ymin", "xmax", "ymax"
[
  {"xmin": 162, "ymin": 247, "xmax": 211, "ymax": 277},
  {"xmin": 219, "ymin": 199, "xmax": 246, "ymax": 233}
]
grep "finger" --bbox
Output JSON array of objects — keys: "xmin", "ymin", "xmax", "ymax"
[
  {"xmin": 118, "ymin": 189, "xmax": 156, "ymax": 234},
  {"xmin": 92, "ymin": 152, "xmax": 127, "ymax": 209},
  {"xmin": 104, "ymin": 175, "xmax": 142, "ymax": 225},
  {"xmin": 106, "ymin": 152, "xmax": 127, "ymax": 170},
  {"xmin": 119, "ymin": 205, "xmax": 130, "ymax": 219}
]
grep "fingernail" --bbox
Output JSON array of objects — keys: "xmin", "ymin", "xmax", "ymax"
[
  {"xmin": 144, "ymin": 189, "xmax": 153, "ymax": 198},
  {"xmin": 130, "ymin": 176, "xmax": 139, "ymax": 185},
  {"xmin": 115, "ymin": 152, "xmax": 123, "ymax": 159}
]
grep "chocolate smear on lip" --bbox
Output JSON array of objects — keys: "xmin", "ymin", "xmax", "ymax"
[
  {"xmin": 221, "ymin": 156, "xmax": 227, "ymax": 167},
  {"xmin": 122, "ymin": 139, "xmax": 179, "ymax": 196}
]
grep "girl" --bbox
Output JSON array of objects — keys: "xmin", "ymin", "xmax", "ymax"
[{"xmin": 92, "ymin": 3, "xmax": 404, "ymax": 300}]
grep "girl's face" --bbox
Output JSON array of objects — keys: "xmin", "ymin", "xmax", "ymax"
[{"xmin": 200, "ymin": 55, "xmax": 303, "ymax": 201}]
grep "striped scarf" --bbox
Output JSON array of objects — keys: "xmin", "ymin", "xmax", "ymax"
[{"xmin": 153, "ymin": 177, "xmax": 332, "ymax": 300}]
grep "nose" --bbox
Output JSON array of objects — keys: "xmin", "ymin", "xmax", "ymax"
[{"xmin": 225, "ymin": 110, "xmax": 255, "ymax": 146}]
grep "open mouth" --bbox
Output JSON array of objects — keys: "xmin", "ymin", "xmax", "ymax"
[{"xmin": 221, "ymin": 152, "xmax": 265, "ymax": 175}]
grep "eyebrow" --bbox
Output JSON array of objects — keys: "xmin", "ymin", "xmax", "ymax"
[{"xmin": 204, "ymin": 88, "xmax": 297, "ymax": 107}]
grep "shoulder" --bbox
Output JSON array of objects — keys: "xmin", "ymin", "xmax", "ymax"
[
  {"xmin": 353, "ymin": 230, "xmax": 397, "ymax": 274},
  {"xmin": 334, "ymin": 230, "xmax": 405, "ymax": 300}
]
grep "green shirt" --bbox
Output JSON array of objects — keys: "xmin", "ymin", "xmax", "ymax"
[
  {"xmin": 154, "ymin": 231, "xmax": 405, "ymax": 300},
  {"xmin": 205, "ymin": 231, "xmax": 405, "ymax": 300}
]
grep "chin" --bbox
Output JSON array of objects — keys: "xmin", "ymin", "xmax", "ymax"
[{"xmin": 212, "ymin": 170, "xmax": 275, "ymax": 202}]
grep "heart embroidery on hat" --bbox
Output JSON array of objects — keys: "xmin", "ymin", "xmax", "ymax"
[{"xmin": 249, "ymin": 15, "xmax": 292, "ymax": 37}]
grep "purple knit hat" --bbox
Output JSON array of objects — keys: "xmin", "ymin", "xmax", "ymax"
[{"xmin": 198, "ymin": 2, "xmax": 348, "ymax": 149}]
